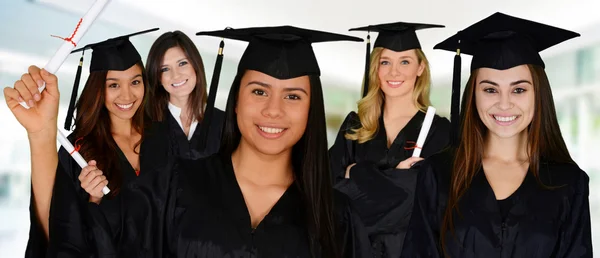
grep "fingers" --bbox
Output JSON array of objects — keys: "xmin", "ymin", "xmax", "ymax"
[
  {"xmin": 39, "ymin": 68, "xmax": 59, "ymax": 97},
  {"xmin": 406, "ymin": 157, "xmax": 425, "ymax": 165},
  {"xmin": 79, "ymin": 167, "xmax": 100, "ymax": 189},
  {"xmin": 79, "ymin": 160, "xmax": 102, "ymax": 190},
  {"xmin": 87, "ymin": 175, "xmax": 107, "ymax": 193},
  {"xmin": 13, "ymin": 79, "xmax": 35, "ymax": 108},
  {"xmin": 4, "ymin": 87, "xmax": 25, "ymax": 109},
  {"xmin": 397, "ymin": 157, "xmax": 425, "ymax": 169},
  {"xmin": 21, "ymin": 70, "xmax": 42, "ymax": 103},
  {"xmin": 345, "ymin": 163, "xmax": 357, "ymax": 179},
  {"xmin": 90, "ymin": 178, "xmax": 109, "ymax": 197},
  {"xmin": 407, "ymin": 157, "xmax": 424, "ymax": 167}
]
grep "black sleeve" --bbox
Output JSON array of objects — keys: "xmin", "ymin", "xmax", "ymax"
[
  {"xmin": 329, "ymin": 112, "xmax": 360, "ymax": 184},
  {"xmin": 334, "ymin": 191, "xmax": 371, "ymax": 258},
  {"xmin": 556, "ymin": 169, "xmax": 593, "ymax": 257},
  {"xmin": 46, "ymin": 147, "xmax": 102, "ymax": 257},
  {"xmin": 401, "ymin": 155, "xmax": 450, "ymax": 258}
]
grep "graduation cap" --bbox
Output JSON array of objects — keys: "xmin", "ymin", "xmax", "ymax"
[
  {"xmin": 64, "ymin": 28, "xmax": 159, "ymax": 130},
  {"xmin": 350, "ymin": 22, "xmax": 445, "ymax": 97},
  {"xmin": 433, "ymin": 12, "xmax": 579, "ymax": 146},
  {"xmin": 194, "ymin": 25, "xmax": 363, "ymax": 149}
]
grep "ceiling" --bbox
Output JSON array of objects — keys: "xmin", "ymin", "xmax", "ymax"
[{"xmin": 29, "ymin": 0, "xmax": 600, "ymax": 90}]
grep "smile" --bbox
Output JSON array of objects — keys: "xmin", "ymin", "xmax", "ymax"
[
  {"xmin": 258, "ymin": 126, "xmax": 285, "ymax": 134},
  {"xmin": 493, "ymin": 115, "xmax": 518, "ymax": 122},
  {"xmin": 172, "ymin": 79, "xmax": 188, "ymax": 87},
  {"xmin": 387, "ymin": 80, "xmax": 403, "ymax": 88},
  {"xmin": 256, "ymin": 124, "xmax": 287, "ymax": 139},
  {"xmin": 115, "ymin": 101, "xmax": 135, "ymax": 111}
]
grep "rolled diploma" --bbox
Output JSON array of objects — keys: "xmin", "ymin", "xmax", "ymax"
[
  {"xmin": 20, "ymin": 0, "xmax": 111, "ymax": 108},
  {"xmin": 21, "ymin": 0, "xmax": 112, "ymax": 195},
  {"xmin": 412, "ymin": 106, "xmax": 436, "ymax": 158},
  {"xmin": 58, "ymin": 130, "xmax": 110, "ymax": 195}
]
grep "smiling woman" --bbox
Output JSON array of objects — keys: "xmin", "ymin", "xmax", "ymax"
[
  {"xmin": 475, "ymin": 66, "xmax": 535, "ymax": 139},
  {"xmin": 235, "ymin": 70, "xmax": 311, "ymax": 155},
  {"xmin": 120, "ymin": 26, "xmax": 370, "ymax": 257},
  {"xmin": 145, "ymin": 30, "xmax": 225, "ymax": 160},
  {"xmin": 2, "ymin": 28, "xmax": 174, "ymax": 257},
  {"xmin": 402, "ymin": 12, "xmax": 592, "ymax": 258},
  {"xmin": 329, "ymin": 21, "xmax": 450, "ymax": 257}
]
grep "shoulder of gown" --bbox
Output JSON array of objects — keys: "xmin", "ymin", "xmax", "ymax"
[{"xmin": 332, "ymin": 189, "xmax": 371, "ymax": 258}]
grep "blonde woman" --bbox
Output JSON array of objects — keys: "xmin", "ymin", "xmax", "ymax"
[{"xmin": 329, "ymin": 22, "xmax": 450, "ymax": 257}]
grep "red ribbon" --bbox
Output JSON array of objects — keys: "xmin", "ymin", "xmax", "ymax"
[
  {"xmin": 404, "ymin": 141, "xmax": 423, "ymax": 150},
  {"xmin": 69, "ymin": 137, "xmax": 84, "ymax": 155},
  {"xmin": 51, "ymin": 18, "xmax": 83, "ymax": 47}
]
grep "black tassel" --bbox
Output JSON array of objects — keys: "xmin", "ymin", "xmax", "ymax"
[
  {"xmin": 198, "ymin": 40, "xmax": 224, "ymax": 151},
  {"xmin": 362, "ymin": 34, "xmax": 371, "ymax": 98},
  {"xmin": 450, "ymin": 42, "xmax": 461, "ymax": 147},
  {"xmin": 64, "ymin": 53, "xmax": 84, "ymax": 131}
]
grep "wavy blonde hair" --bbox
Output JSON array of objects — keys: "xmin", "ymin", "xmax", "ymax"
[{"xmin": 345, "ymin": 47, "xmax": 432, "ymax": 143}]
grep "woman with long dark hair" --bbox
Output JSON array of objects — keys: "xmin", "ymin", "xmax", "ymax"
[
  {"xmin": 125, "ymin": 26, "xmax": 370, "ymax": 257},
  {"xmin": 5, "ymin": 29, "xmax": 170, "ymax": 257},
  {"xmin": 145, "ymin": 31, "xmax": 224, "ymax": 159},
  {"xmin": 329, "ymin": 22, "xmax": 450, "ymax": 257},
  {"xmin": 401, "ymin": 13, "xmax": 592, "ymax": 257}
]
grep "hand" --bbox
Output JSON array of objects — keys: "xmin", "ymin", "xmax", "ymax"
[
  {"xmin": 4, "ymin": 66, "xmax": 60, "ymax": 134},
  {"xmin": 345, "ymin": 163, "xmax": 357, "ymax": 178},
  {"xmin": 78, "ymin": 160, "xmax": 108, "ymax": 204},
  {"xmin": 396, "ymin": 157, "xmax": 425, "ymax": 169}
]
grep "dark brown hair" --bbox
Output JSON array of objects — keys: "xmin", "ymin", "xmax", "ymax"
[
  {"xmin": 145, "ymin": 31, "xmax": 207, "ymax": 123},
  {"xmin": 73, "ymin": 62, "xmax": 148, "ymax": 197},
  {"xmin": 441, "ymin": 64, "xmax": 575, "ymax": 256}
]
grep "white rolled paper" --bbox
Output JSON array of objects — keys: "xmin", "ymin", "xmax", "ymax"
[
  {"xmin": 412, "ymin": 106, "xmax": 437, "ymax": 158},
  {"xmin": 58, "ymin": 131, "xmax": 110, "ymax": 195},
  {"xmin": 21, "ymin": 0, "xmax": 113, "ymax": 195},
  {"xmin": 20, "ymin": 0, "xmax": 111, "ymax": 109}
]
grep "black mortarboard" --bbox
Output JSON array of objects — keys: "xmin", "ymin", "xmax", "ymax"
[
  {"xmin": 64, "ymin": 28, "xmax": 159, "ymax": 130},
  {"xmin": 350, "ymin": 22, "xmax": 444, "ymax": 97},
  {"xmin": 434, "ymin": 12, "xmax": 579, "ymax": 146},
  {"xmin": 194, "ymin": 26, "xmax": 362, "ymax": 149},
  {"xmin": 198, "ymin": 26, "xmax": 363, "ymax": 79}
]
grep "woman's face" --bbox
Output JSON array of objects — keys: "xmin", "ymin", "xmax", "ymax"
[
  {"xmin": 104, "ymin": 64, "xmax": 144, "ymax": 122},
  {"xmin": 235, "ymin": 70, "xmax": 311, "ymax": 156},
  {"xmin": 378, "ymin": 48, "xmax": 424, "ymax": 99},
  {"xmin": 159, "ymin": 46, "xmax": 197, "ymax": 101},
  {"xmin": 475, "ymin": 65, "xmax": 535, "ymax": 139}
]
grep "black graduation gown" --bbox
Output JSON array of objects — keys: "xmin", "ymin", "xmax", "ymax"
[
  {"xmin": 329, "ymin": 111, "xmax": 450, "ymax": 257},
  {"xmin": 401, "ymin": 150, "xmax": 593, "ymax": 258},
  {"xmin": 157, "ymin": 154, "xmax": 370, "ymax": 258},
  {"xmin": 161, "ymin": 106, "xmax": 225, "ymax": 160},
  {"xmin": 24, "ymin": 126, "xmax": 170, "ymax": 257}
]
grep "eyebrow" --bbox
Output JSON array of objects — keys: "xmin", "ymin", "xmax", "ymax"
[
  {"xmin": 479, "ymin": 79, "xmax": 532, "ymax": 86},
  {"xmin": 161, "ymin": 58, "xmax": 188, "ymax": 67},
  {"xmin": 246, "ymin": 80, "xmax": 308, "ymax": 95},
  {"xmin": 380, "ymin": 56, "xmax": 415, "ymax": 60},
  {"xmin": 106, "ymin": 74, "xmax": 142, "ymax": 82}
]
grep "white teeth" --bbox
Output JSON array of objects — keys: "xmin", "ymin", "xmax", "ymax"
[
  {"xmin": 172, "ymin": 79, "xmax": 187, "ymax": 87},
  {"xmin": 259, "ymin": 126, "xmax": 284, "ymax": 134},
  {"xmin": 493, "ymin": 115, "xmax": 517, "ymax": 122},
  {"xmin": 388, "ymin": 81, "xmax": 402, "ymax": 85},
  {"xmin": 116, "ymin": 103, "xmax": 134, "ymax": 109}
]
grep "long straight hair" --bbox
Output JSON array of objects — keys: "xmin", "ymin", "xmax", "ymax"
[
  {"xmin": 220, "ymin": 72, "xmax": 339, "ymax": 258},
  {"xmin": 440, "ymin": 64, "xmax": 575, "ymax": 255},
  {"xmin": 72, "ymin": 62, "xmax": 149, "ymax": 197},
  {"xmin": 346, "ymin": 47, "xmax": 432, "ymax": 143},
  {"xmin": 146, "ymin": 31, "xmax": 208, "ymax": 123}
]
